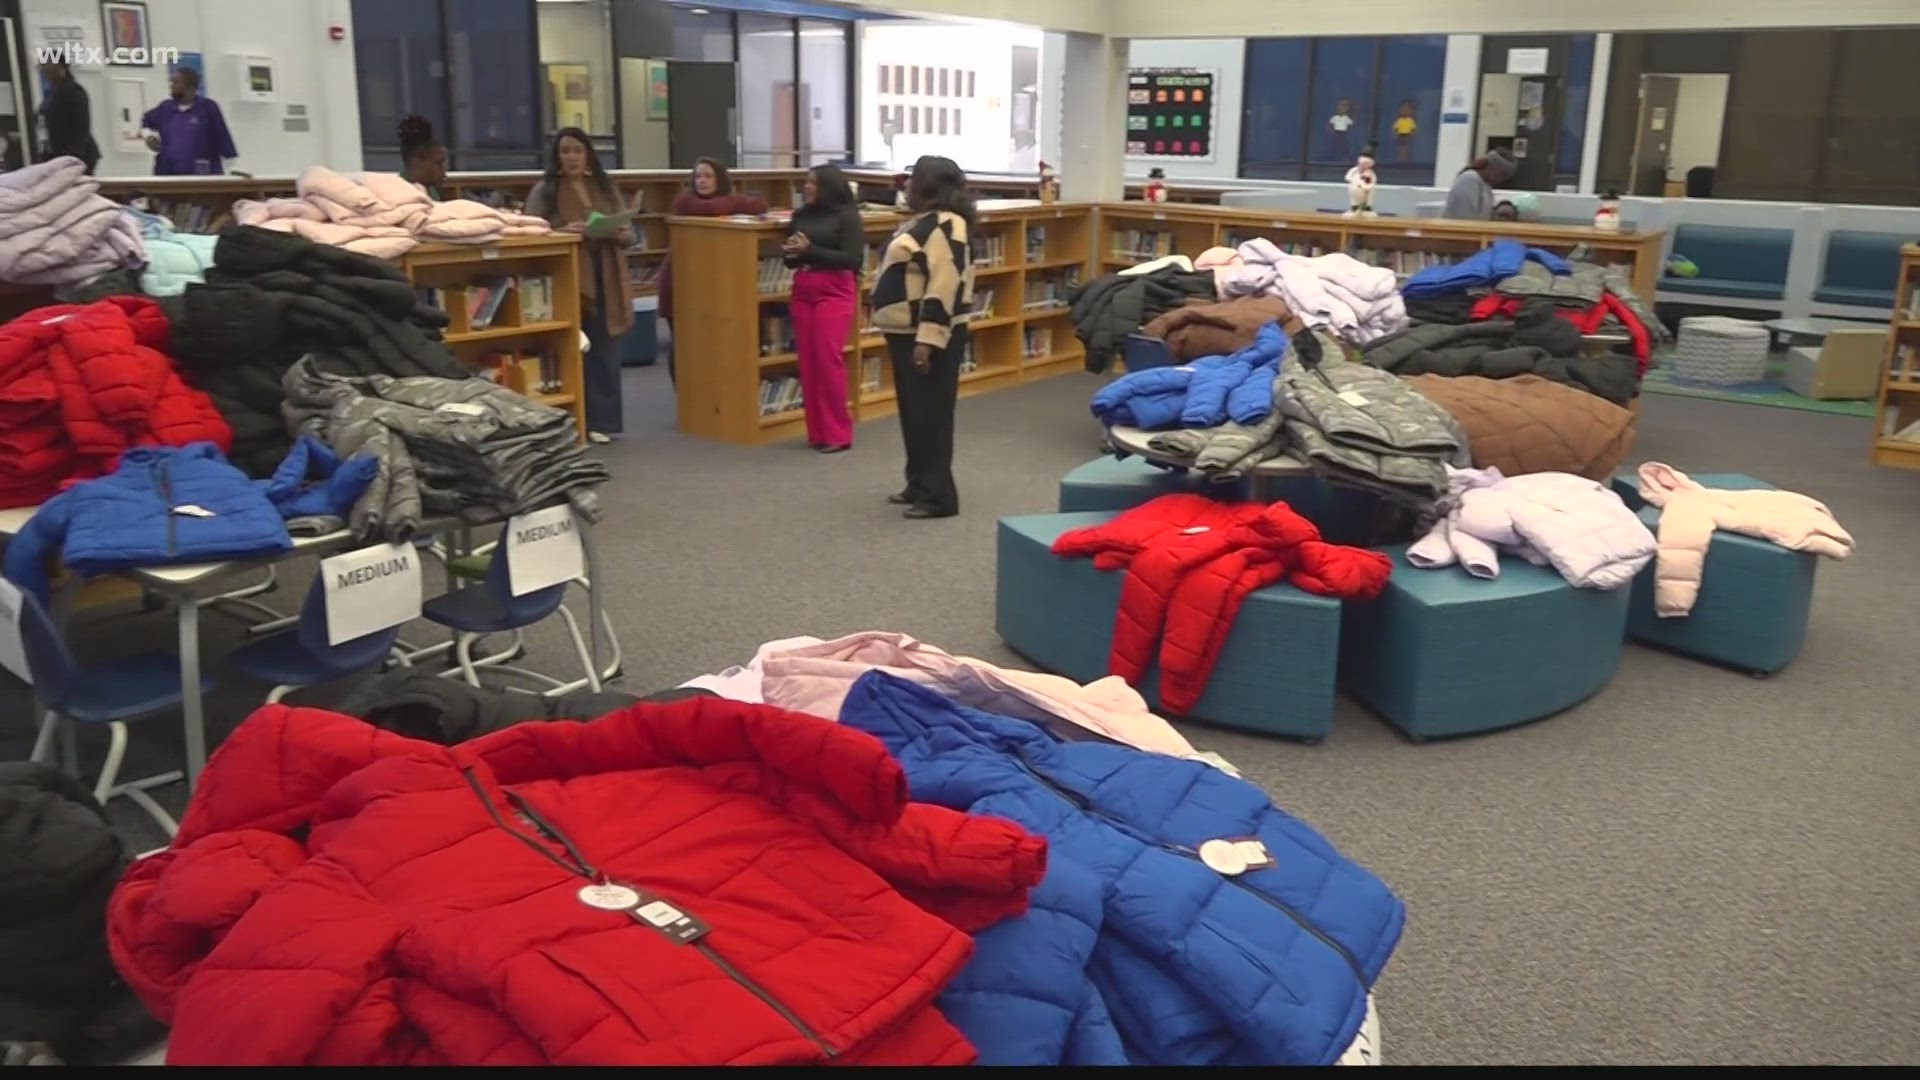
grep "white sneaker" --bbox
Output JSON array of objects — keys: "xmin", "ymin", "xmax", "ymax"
[{"xmin": 588, "ymin": 431, "xmax": 613, "ymax": 445}]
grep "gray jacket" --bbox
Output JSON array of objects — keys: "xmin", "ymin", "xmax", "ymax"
[
  {"xmin": 1276, "ymin": 344, "xmax": 1469, "ymax": 506},
  {"xmin": 282, "ymin": 357, "xmax": 608, "ymax": 542}
]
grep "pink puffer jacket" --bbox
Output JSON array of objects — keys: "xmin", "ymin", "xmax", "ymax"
[{"xmin": 1636, "ymin": 462, "xmax": 1854, "ymax": 617}]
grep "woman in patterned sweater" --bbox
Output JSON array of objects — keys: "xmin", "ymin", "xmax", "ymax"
[{"xmin": 870, "ymin": 156, "xmax": 976, "ymax": 519}]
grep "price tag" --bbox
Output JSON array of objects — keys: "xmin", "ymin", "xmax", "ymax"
[
  {"xmin": 0, "ymin": 578, "xmax": 31, "ymax": 685},
  {"xmin": 436, "ymin": 401, "xmax": 488, "ymax": 418},
  {"xmin": 320, "ymin": 543, "xmax": 422, "ymax": 645},
  {"xmin": 626, "ymin": 888, "xmax": 711, "ymax": 944},
  {"xmin": 1338, "ymin": 389, "xmax": 1371, "ymax": 407},
  {"xmin": 505, "ymin": 505, "xmax": 585, "ymax": 596}
]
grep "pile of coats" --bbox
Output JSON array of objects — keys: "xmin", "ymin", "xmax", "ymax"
[
  {"xmin": 1069, "ymin": 259, "xmax": 1220, "ymax": 372},
  {"xmin": 108, "ymin": 665, "xmax": 1403, "ymax": 1066},
  {"xmin": 1202, "ymin": 238, "xmax": 1408, "ymax": 345},
  {"xmin": 0, "ymin": 295, "xmax": 229, "ymax": 508},
  {"xmin": 283, "ymin": 356, "xmax": 608, "ymax": 542},
  {"xmin": 0, "ymin": 157, "xmax": 145, "ymax": 287},
  {"xmin": 232, "ymin": 166, "xmax": 551, "ymax": 259}
]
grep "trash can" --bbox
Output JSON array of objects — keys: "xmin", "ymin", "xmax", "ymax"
[{"xmin": 621, "ymin": 296, "xmax": 659, "ymax": 368}]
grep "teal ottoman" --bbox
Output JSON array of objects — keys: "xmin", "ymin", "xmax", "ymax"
[
  {"xmin": 1340, "ymin": 547, "xmax": 1629, "ymax": 740},
  {"xmin": 996, "ymin": 512, "xmax": 1342, "ymax": 741},
  {"xmin": 1610, "ymin": 472, "xmax": 1816, "ymax": 675},
  {"xmin": 1057, "ymin": 456, "xmax": 1243, "ymax": 513}
]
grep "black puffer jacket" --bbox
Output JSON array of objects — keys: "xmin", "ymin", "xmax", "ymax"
[
  {"xmin": 0, "ymin": 762, "xmax": 163, "ymax": 1063},
  {"xmin": 332, "ymin": 670, "xmax": 706, "ymax": 746},
  {"xmin": 1070, "ymin": 266, "xmax": 1218, "ymax": 373},
  {"xmin": 163, "ymin": 227, "xmax": 472, "ymax": 477},
  {"xmin": 1363, "ymin": 305, "xmax": 1638, "ymax": 406}
]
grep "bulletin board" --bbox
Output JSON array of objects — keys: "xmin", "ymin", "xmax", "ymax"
[{"xmin": 1124, "ymin": 67, "xmax": 1216, "ymax": 163}]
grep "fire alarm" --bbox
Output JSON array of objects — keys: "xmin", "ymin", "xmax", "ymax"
[{"xmin": 328, "ymin": 25, "xmax": 345, "ymax": 41}]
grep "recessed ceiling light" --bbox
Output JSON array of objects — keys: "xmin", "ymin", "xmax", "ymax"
[{"xmin": 691, "ymin": 6, "xmax": 710, "ymax": 12}]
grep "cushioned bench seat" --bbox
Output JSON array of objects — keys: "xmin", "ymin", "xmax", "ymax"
[
  {"xmin": 997, "ymin": 512, "xmax": 1342, "ymax": 740},
  {"xmin": 1339, "ymin": 546, "xmax": 1629, "ymax": 740},
  {"xmin": 1811, "ymin": 230, "xmax": 1904, "ymax": 309},
  {"xmin": 1057, "ymin": 456, "xmax": 1244, "ymax": 513},
  {"xmin": 1608, "ymin": 472, "xmax": 1817, "ymax": 675},
  {"xmin": 1660, "ymin": 223, "xmax": 1793, "ymax": 302}
]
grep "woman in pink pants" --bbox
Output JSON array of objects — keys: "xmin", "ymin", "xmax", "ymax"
[{"xmin": 782, "ymin": 164, "xmax": 865, "ymax": 452}]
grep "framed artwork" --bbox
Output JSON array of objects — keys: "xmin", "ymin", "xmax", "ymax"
[
  {"xmin": 100, "ymin": 1, "xmax": 151, "ymax": 66},
  {"xmin": 644, "ymin": 59, "xmax": 670, "ymax": 121}
]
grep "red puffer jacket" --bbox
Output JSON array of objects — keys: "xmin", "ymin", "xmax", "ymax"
[
  {"xmin": 108, "ymin": 700, "xmax": 1046, "ymax": 1066},
  {"xmin": 0, "ymin": 296, "xmax": 229, "ymax": 507},
  {"xmin": 1053, "ymin": 493, "xmax": 1393, "ymax": 713}
]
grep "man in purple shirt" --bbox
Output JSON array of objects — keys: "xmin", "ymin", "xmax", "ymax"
[{"xmin": 141, "ymin": 67, "xmax": 237, "ymax": 176}]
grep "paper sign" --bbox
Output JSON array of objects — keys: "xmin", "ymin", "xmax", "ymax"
[
  {"xmin": 1506, "ymin": 48, "xmax": 1549, "ymax": 75},
  {"xmin": 0, "ymin": 578, "xmax": 31, "ymax": 685},
  {"xmin": 1649, "ymin": 107, "xmax": 1668, "ymax": 132},
  {"xmin": 320, "ymin": 543, "xmax": 421, "ymax": 645},
  {"xmin": 505, "ymin": 505, "xmax": 584, "ymax": 596}
]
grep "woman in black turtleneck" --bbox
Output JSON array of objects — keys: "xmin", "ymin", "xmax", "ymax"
[{"xmin": 781, "ymin": 163, "xmax": 866, "ymax": 453}]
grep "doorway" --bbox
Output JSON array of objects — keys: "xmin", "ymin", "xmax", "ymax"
[
  {"xmin": 1626, "ymin": 74, "xmax": 1682, "ymax": 196},
  {"xmin": 666, "ymin": 60, "xmax": 736, "ymax": 169},
  {"xmin": 1476, "ymin": 71, "xmax": 1561, "ymax": 190},
  {"xmin": 1, "ymin": 2, "xmax": 32, "ymax": 170}
]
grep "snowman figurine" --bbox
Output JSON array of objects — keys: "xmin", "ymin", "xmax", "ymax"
[
  {"xmin": 1344, "ymin": 150, "xmax": 1378, "ymax": 218},
  {"xmin": 1143, "ymin": 167, "xmax": 1169, "ymax": 204}
]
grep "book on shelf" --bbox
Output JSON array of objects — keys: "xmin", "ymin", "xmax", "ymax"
[
  {"xmin": 757, "ymin": 257, "xmax": 796, "ymax": 294},
  {"xmin": 519, "ymin": 275, "xmax": 556, "ymax": 322},
  {"xmin": 759, "ymin": 374, "xmax": 805, "ymax": 416},
  {"xmin": 466, "ymin": 275, "xmax": 515, "ymax": 329},
  {"xmin": 1023, "ymin": 327, "xmax": 1053, "ymax": 358},
  {"xmin": 860, "ymin": 354, "xmax": 883, "ymax": 393},
  {"xmin": 1221, "ymin": 231, "xmax": 1328, "ymax": 258},
  {"xmin": 1022, "ymin": 273, "xmax": 1077, "ymax": 309},
  {"xmin": 1024, "ymin": 226, "xmax": 1047, "ymax": 262},
  {"xmin": 972, "ymin": 234, "xmax": 1008, "ymax": 267},
  {"xmin": 1111, "ymin": 229, "xmax": 1175, "ymax": 260},
  {"xmin": 760, "ymin": 314, "xmax": 796, "ymax": 356},
  {"xmin": 966, "ymin": 288, "xmax": 997, "ymax": 318}
]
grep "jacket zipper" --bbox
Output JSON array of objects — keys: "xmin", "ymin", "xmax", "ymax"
[
  {"xmin": 156, "ymin": 459, "xmax": 178, "ymax": 556},
  {"xmin": 461, "ymin": 772, "xmax": 838, "ymax": 1059},
  {"xmin": 1013, "ymin": 751, "xmax": 1367, "ymax": 987}
]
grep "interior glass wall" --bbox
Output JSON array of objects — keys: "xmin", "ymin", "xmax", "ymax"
[{"xmin": 1240, "ymin": 35, "xmax": 1447, "ymax": 185}]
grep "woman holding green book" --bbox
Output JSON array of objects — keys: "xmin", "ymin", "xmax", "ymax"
[{"xmin": 526, "ymin": 128, "xmax": 634, "ymax": 442}]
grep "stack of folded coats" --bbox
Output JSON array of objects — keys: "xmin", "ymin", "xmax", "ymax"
[
  {"xmin": 232, "ymin": 166, "xmax": 552, "ymax": 259},
  {"xmin": 282, "ymin": 355, "xmax": 608, "ymax": 542},
  {"xmin": 0, "ymin": 158, "xmax": 146, "ymax": 286}
]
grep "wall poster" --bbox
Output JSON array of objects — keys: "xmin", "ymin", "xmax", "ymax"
[{"xmin": 1125, "ymin": 67, "xmax": 1215, "ymax": 162}]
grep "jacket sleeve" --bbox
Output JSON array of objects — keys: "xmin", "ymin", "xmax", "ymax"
[
  {"xmin": 2, "ymin": 488, "xmax": 75, "ymax": 606},
  {"xmin": 913, "ymin": 215, "xmax": 968, "ymax": 349},
  {"xmin": 1651, "ymin": 496, "xmax": 1716, "ymax": 617},
  {"xmin": 203, "ymin": 99, "xmax": 239, "ymax": 161}
]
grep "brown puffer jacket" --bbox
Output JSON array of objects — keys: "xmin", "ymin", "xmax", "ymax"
[
  {"xmin": 1403, "ymin": 373, "xmax": 1636, "ymax": 482},
  {"xmin": 1143, "ymin": 296, "xmax": 1303, "ymax": 361}
]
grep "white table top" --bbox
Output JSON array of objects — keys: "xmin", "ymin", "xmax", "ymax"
[{"xmin": 1106, "ymin": 425, "xmax": 1312, "ymax": 476}]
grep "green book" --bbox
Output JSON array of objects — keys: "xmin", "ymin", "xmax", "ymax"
[{"xmin": 583, "ymin": 209, "xmax": 634, "ymax": 239}]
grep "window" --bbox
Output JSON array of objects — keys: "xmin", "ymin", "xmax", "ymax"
[
  {"xmin": 879, "ymin": 66, "xmax": 889, "ymax": 93},
  {"xmin": 939, "ymin": 68, "xmax": 949, "ymax": 97},
  {"xmin": 538, "ymin": 0, "xmax": 615, "ymax": 138},
  {"xmin": 893, "ymin": 65, "xmax": 904, "ymax": 94},
  {"xmin": 1240, "ymin": 35, "xmax": 1446, "ymax": 184},
  {"xmin": 938, "ymin": 107, "xmax": 948, "ymax": 135},
  {"xmin": 1557, "ymin": 36, "xmax": 1596, "ymax": 187},
  {"xmin": 737, "ymin": 13, "xmax": 796, "ymax": 168},
  {"xmin": 966, "ymin": 70, "xmax": 976, "ymax": 97},
  {"xmin": 954, "ymin": 109, "xmax": 962, "ymax": 135},
  {"xmin": 798, "ymin": 18, "xmax": 850, "ymax": 164},
  {"xmin": 670, "ymin": 5, "xmax": 734, "ymax": 62},
  {"xmin": 352, "ymin": 0, "xmax": 449, "ymax": 171},
  {"xmin": 923, "ymin": 105, "xmax": 933, "ymax": 132},
  {"xmin": 909, "ymin": 107, "xmax": 918, "ymax": 134},
  {"xmin": 910, "ymin": 65, "xmax": 919, "ymax": 94}
]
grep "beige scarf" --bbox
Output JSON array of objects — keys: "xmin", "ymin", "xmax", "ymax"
[{"xmin": 552, "ymin": 177, "xmax": 634, "ymax": 337}]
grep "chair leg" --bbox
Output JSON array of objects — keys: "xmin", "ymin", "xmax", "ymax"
[
  {"xmin": 121, "ymin": 787, "xmax": 180, "ymax": 838},
  {"xmin": 456, "ymin": 632, "xmax": 482, "ymax": 687},
  {"xmin": 95, "ymin": 721, "xmax": 129, "ymax": 806},
  {"xmin": 28, "ymin": 711, "xmax": 61, "ymax": 767},
  {"xmin": 554, "ymin": 603, "xmax": 602, "ymax": 695},
  {"xmin": 58, "ymin": 717, "xmax": 79, "ymax": 777},
  {"xmin": 265, "ymin": 684, "xmax": 295, "ymax": 704}
]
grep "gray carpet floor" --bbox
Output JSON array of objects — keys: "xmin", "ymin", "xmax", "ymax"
[{"xmin": 6, "ymin": 363, "xmax": 1916, "ymax": 1065}]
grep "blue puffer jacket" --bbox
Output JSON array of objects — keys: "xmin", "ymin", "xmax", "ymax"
[
  {"xmin": 840, "ymin": 671, "xmax": 1405, "ymax": 1066},
  {"xmin": 259, "ymin": 435, "xmax": 379, "ymax": 533},
  {"xmin": 3, "ymin": 443, "xmax": 292, "ymax": 604},
  {"xmin": 1090, "ymin": 321, "xmax": 1287, "ymax": 430},
  {"xmin": 1400, "ymin": 237, "xmax": 1572, "ymax": 299}
]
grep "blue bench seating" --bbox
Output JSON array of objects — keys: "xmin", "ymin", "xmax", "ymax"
[
  {"xmin": 1608, "ymin": 471, "xmax": 1816, "ymax": 676},
  {"xmin": 996, "ymin": 512, "xmax": 1342, "ymax": 741},
  {"xmin": 1660, "ymin": 224, "xmax": 1793, "ymax": 302},
  {"xmin": 1057, "ymin": 456, "xmax": 1245, "ymax": 513},
  {"xmin": 1339, "ymin": 546, "xmax": 1630, "ymax": 740},
  {"xmin": 1811, "ymin": 229, "xmax": 1906, "ymax": 309}
]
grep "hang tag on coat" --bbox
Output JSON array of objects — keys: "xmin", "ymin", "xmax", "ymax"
[
  {"xmin": 1337, "ymin": 390, "xmax": 1371, "ymax": 407},
  {"xmin": 627, "ymin": 889, "xmax": 711, "ymax": 944}
]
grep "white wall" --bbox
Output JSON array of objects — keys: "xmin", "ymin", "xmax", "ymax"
[
  {"xmin": 22, "ymin": 0, "xmax": 359, "ymax": 177},
  {"xmin": 1123, "ymin": 38, "xmax": 1243, "ymax": 182},
  {"xmin": 1665, "ymin": 72, "xmax": 1729, "ymax": 178},
  {"xmin": 854, "ymin": 20, "xmax": 1042, "ymax": 175}
]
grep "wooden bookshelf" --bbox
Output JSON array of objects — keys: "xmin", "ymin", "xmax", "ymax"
[
  {"xmin": 1869, "ymin": 243, "xmax": 1920, "ymax": 471},
  {"xmin": 669, "ymin": 201, "xmax": 1094, "ymax": 445},
  {"xmin": 397, "ymin": 235, "xmax": 588, "ymax": 439},
  {"xmin": 1098, "ymin": 201, "xmax": 1668, "ymax": 301}
]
